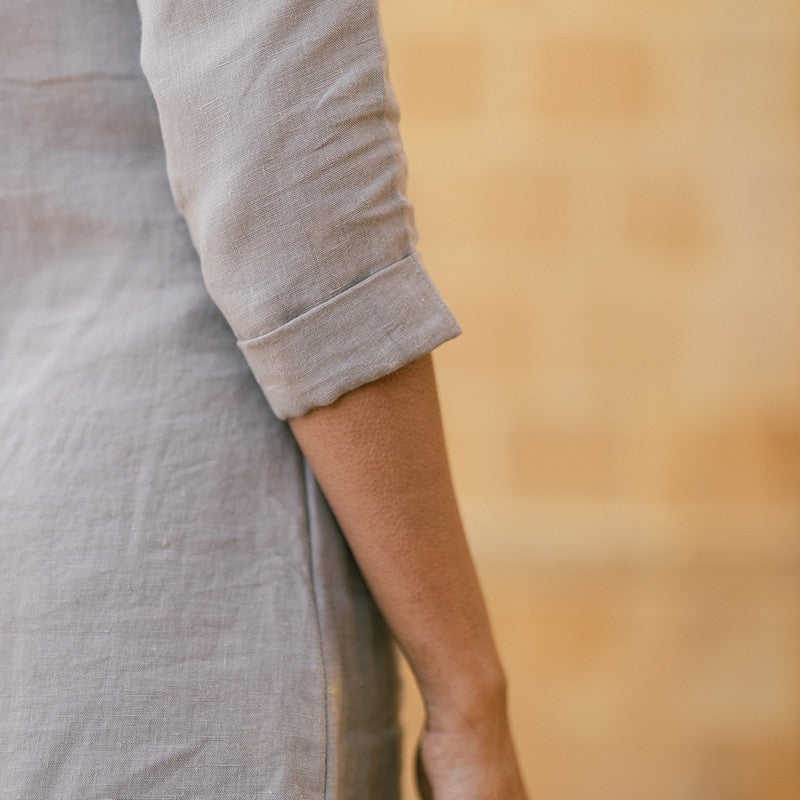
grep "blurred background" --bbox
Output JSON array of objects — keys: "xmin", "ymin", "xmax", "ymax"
[{"xmin": 378, "ymin": 0, "xmax": 800, "ymax": 797}]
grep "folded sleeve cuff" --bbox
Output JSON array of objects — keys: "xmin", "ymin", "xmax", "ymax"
[{"xmin": 236, "ymin": 252, "xmax": 462, "ymax": 419}]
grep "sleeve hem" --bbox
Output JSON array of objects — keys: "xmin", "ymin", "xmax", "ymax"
[{"xmin": 236, "ymin": 252, "xmax": 462, "ymax": 419}]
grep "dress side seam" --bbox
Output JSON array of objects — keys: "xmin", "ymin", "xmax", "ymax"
[{"xmin": 301, "ymin": 454, "xmax": 332, "ymax": 800}]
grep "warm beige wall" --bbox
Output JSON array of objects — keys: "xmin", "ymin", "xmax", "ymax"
[{"xmin": 379, "ymin": 0, "xmax": 800, "ymax": 797}]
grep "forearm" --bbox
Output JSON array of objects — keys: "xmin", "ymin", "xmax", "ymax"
[{"xmin": 287, "ymin": 353, "xmax": 506, "ymax": 722}]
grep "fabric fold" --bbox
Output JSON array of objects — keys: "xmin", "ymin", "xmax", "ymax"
[{"xmin": 237, "ymin": 251, "xmax": 461, "ymax": 419}]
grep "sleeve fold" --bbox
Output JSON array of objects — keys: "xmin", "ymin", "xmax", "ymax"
[{"xmin": 237, "ymin": 251, "xmax": 461, "ymax": 419}]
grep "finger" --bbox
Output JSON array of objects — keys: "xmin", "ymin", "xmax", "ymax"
[{"xmin": 415, "ymin": 737, "xmax": 435, "ymax": 800}]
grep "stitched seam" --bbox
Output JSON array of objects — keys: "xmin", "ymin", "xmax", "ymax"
[
  {"xmin": 301, "ymin": 455, "xmax": 331, "ymax": 800},
  {"xmin": 372, "ymin": 0, "xmax": 415, "ymax": 256}
]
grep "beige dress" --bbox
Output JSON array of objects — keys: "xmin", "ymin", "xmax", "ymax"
[{"xmin": 0, "ymin": 0, "xmax": 461, "ymax": 796}]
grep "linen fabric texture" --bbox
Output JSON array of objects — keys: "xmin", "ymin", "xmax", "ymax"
[{"xmin": 0, "ymin": 0, "xmax": 461, "ymax": 797}]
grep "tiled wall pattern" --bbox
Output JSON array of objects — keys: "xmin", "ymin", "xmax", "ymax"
[{"xmin": 378, "ymin": 0, "xmax": 800, "ymax": 797}]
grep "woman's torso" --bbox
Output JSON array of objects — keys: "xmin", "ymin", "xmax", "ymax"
[{"xmin": 0, "ymin": 2, "xmax": 399, "ymax": 796}]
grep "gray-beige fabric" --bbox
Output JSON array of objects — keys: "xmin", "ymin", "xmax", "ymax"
[{"xmin": 0, "ymin": 0, "xmax": 461, "ymax": 797}]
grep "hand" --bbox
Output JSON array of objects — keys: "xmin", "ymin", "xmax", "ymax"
[{"xmin": 414, "ymin": 703, "xmax": 530, "ymax": 800}]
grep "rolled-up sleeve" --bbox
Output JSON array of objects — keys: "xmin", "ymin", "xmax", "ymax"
[{"xmin": 134, "ymin": 0, "xmax": 461, "ymax": 419}]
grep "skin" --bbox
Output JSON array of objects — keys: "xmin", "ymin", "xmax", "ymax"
[{"xmin": 288, "ymin": 352, "xmax": 529, "ymax": 800}]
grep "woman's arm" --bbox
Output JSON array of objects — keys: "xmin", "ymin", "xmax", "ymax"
[{"xmin": 288, "ymin": 352, "xmax": 529, "ymax": 800}]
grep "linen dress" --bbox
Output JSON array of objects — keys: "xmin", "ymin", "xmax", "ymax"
[{"xmin": 0, "ymin": 0, "xmax": 461, "ymax": 796}]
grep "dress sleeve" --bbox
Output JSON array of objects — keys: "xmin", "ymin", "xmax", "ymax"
[{"xmin": 134, "ymin": 0, "xmax": 462, "ymax": 419}]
